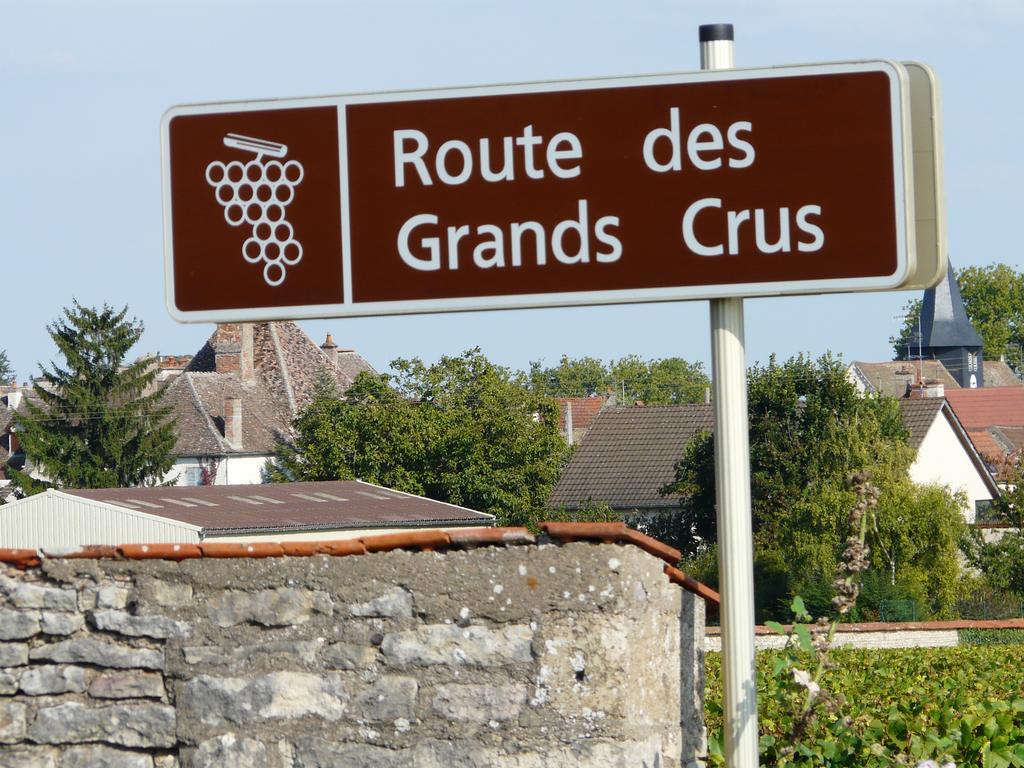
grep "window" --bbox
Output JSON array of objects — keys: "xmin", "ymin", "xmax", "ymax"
[
  {"xmin": 974, "ymin": 499, "xmax": 997, "ymax": 524},
  {"xmin": 184, "ymin": 466, "xmax": 203, "ymax": 487}
]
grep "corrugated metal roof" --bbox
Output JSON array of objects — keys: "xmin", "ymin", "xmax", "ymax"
[
  {"xmin": 0, "ymin": 492, "xmax": 201, "ymax": 549},
  {"xmin": 61, "ymin": 480, "xmax": 493, "ymax": 533}
]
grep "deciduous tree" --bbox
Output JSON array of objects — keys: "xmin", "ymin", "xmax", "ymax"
[
  {"xmin": 662, "ymin": 354, "xmax": 965, "ymax": 619},
  {"xmin": 270, "ymin": 350, "xmax": 569, "ymax": 526},
  {"xmin": 529, "ymin": 354, "xmax": 710, "ymax": 404}
]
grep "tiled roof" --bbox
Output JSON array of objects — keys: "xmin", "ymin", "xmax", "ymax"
[
  {"xmin": 991, "ymin": 426, "xmax": 1024, "ymax": 454},
  {"xmin": 555, "ymin": 396, "xmax": 608, "ymax": 432},
  {"xmin": 167, "ymin": 322, "xmax": 374, "ymax": 457},
  {"xmin": 58, "ymin": 480, "xmax": 493, "ymax": 534},
  {"xmin": 968, "ymin": 430, "xmax": 1007, "ymax": 464},
  {"xmin": 548, "ymin": 405, "xmax": 714, "ymax": 511},
  {"xmin": 983, "ymin": 361, "xmax": 1023, "ymax": 388},
  {"xmin": 550, "ymin": 399, "xmax": 996, "ymax": 510},
  {"xmin": 0, "ymin": 520, "xmax": 720, "ymax": 607},
  {"xmin": 944, "ymin": 387, "xmax": 1024, "ymax": 430},
  {"xmin": 849, "ymin": 360, "xmax": 959, "ymax": 398},
  {"xmin": 898, "ymin": 398, "xmax": 945, "ymax": 449}
]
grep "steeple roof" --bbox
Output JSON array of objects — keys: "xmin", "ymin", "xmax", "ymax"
[{"xmin": 919, "ymin": 261, "xmax": 983, "ymax": 349}]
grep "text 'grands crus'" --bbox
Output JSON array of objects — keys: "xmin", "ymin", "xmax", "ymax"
[{"xmin": 391, "ymin": 111, "xmax": 825, "ymax": 272}]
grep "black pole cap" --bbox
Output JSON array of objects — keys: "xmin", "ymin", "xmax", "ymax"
[{"xmin": 699, "ymin": 23, "xmax": 734, "ymax": 42}]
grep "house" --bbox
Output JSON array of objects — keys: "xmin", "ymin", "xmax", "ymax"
[
  {"xmin": 548, "ymin": 400, "xmax": 998, "ymax": 524},
  {"xmin": 0, "ymin": 386, "xmax": 28, "ymax": 490},
  {"xmin": 0, "ymin": 479, "xmax": 494, "ymax": 547},
  {"xmin": 846, "ymin": 359, "xmax": 1021, "ymax": 399},
  {"xmin": 160, "ymin": 322, "xmax": 374, "ymax": 486},
  {"xmin": 943, "ymin": 387, "xmax": 1024, "ymax": 481},
  {"xmin": 548, "ymin": 404, "xmax": 713, "ymax": 516},
  {"xmin": 899, "ymin": 397, "xmax": 1000, "ymax": 522},
  {"xmin": 555, "ymin": 395, "xmax": 610, "ymax": 445}
]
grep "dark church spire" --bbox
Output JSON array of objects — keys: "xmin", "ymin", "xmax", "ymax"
[
  {"xmin": 913, "ymin": 261, "xmax": 984, "ymax": 387},
  {"xmin": 920, "ymin": 261, "xmax": 983, "ymax": 348}
]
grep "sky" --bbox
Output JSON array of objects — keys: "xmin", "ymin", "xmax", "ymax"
[{"xmin": 3, "ymin": 0, "xmax": 1023, "ymax": 382}]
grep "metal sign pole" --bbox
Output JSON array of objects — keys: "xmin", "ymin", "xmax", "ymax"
[{"xmin": 700, "ymin": 23, "xmax": 760, "ymax": 768}]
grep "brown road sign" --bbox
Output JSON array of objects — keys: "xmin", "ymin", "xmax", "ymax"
[{"xmin": 162, "ymin": 60, "xmax": 936, "ymax": 322}]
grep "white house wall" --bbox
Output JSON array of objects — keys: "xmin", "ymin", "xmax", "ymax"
[
  {"xmin": 0, "ymin": 492, "xmax": 200, "ymax": 548},
  {"xmin": 164, "ymin": 455, "xmax": 271, "ymax": 487},
  {"xmin": 909, "ymin": 415, "xmax": 993, "ymax": 523}
]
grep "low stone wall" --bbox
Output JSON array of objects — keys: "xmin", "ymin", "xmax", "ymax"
[
  {"xmin": 705, "ymin": 618, "xmax": 1024, "ymax": 652},
  {"xmin": 0, "ymin": 535, "xmax": 706, "ymax": 767}
]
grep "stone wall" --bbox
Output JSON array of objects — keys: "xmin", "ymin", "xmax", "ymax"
[{"xmin": 0, "ymin": 539, "xmax": 705, "ymax": 767}]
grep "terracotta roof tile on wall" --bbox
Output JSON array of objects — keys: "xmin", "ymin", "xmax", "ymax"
[
  {"xmin": 549, "ymin": 405, "xmax": 713, "ymax": 511},
  {"xmin": 0, "ymin": 522, "xmax": 720, "ymax": 607}
]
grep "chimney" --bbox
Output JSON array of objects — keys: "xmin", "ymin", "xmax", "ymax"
[
  {"xmin": 213, "ymin": 324, "xmax": 242, "ymax": 375},
  {"xmin": 564, "ymin": 401, "xmax": 574, "ymax": 446},
  {"xmin": 241, "ymin": 323, "xmax": 254, "ymax": 382},
  {"xmin": 224, "ymin": 397, "xmax": 242, "ymax": 449},
  {"xmin": 321, "ymin": 333, "xmax": 338, "ymax": 368}
]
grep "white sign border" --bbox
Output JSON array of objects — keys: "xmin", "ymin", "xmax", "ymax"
[{"xmin": 161, "ymin": 59, "xmax": 914, "ymax": 323}]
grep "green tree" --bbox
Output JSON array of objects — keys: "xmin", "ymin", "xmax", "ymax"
[
  {"xmin": 958, "ymin": 263, "xmax": 1024, "ymax": 368},
  {"xmin": 13, "ymin": 302, "xmax": 176, "ymax": 491},
  {"xmin": 892, "ymin": 263, "xmax": 1024, "ymax": 369},
  {"xmin": 890, "ymin": 297, "xmax": 922, "ymax": 361},
  {"xmin": 662, "ymin": 354, "xmax": 965, "ymax": 619},
  {"xmin": 0, "ymin": 349, "xmax": 13, "ymax": 383},
  {"xmin": 529, "ymin": 354, "xmax": 710, "ymax": 404},
  {"xmin": 270, "ymin": 349, "xmax": 570, "ymax": 526},
  {"xmin": 528, "ymin": 355, "xmax": 610, "ymax": 398},
  {"xmin": 610, "ymin": 355, "xmax": 709, "ymax": 404},
  {"xmin": 965, "ymin": 455, "xmax": 1024, "ymax": 598}
]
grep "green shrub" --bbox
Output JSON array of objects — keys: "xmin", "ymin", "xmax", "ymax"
[
  {"xmin": 706, "ymin": 645, "xmax": 1024, "ymax": 766},
  {"xmin": 958, "ymin": 628, "xmax": 1024, "ymax": 646}
]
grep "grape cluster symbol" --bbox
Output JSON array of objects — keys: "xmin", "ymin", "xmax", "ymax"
[{"xmin": 205, "ymin": 134, "xmax": 304, "ymax": 287}]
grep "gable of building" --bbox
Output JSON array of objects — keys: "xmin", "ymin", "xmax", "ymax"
[{"xmin": 166, "ymin": 322, "xmax": 374, "ymax": 459}]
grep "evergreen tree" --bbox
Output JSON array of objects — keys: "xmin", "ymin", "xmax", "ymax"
[
  {"xmin": 0, "ymin": 349, "xmax": 13, "ymax": 383},
  {"xmin": 15, "ymin": 302, "xmax": 176, "ymax": 490}
]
